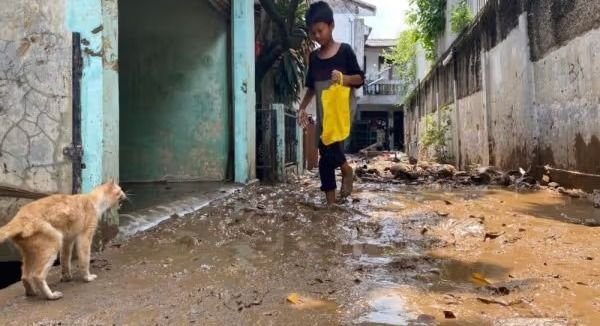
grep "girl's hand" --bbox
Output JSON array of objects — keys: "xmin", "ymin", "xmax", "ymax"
[
  {"xmin": 298, "ymin": 109, "xmax": 309, "ymax": 129},
  {"xmin": 331, "ymin": 70, "xmax": 343, "ymax": 85}
]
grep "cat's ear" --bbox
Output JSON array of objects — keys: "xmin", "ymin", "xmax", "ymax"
[{"xmin": 108, "ymin": 178, "xmax": 115, "ymax": 185}]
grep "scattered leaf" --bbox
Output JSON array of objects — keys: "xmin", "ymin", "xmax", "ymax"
[
  {"xmin": 477, "ymin": 297, "xmax": 524, "ymax": 306},
  {"xmin": 286, "ymin": 293, "xmax": 303, "ymax": 304},
  {"xmin": 443, "ymin": 311, "xmax": 456, "ymax": 319},
  {"xmin": 484, "ymin": 231, "xmax": 505, "ymax": 241},
  {"xmin": 576, "ymin": 282, "xmax": 588, "ymax": 286},
  {"xmin": 471, "ymin": 272, "xmax": 492, "ymax": 286}
]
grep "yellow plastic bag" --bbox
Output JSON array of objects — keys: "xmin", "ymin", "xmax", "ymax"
[{"xmin": 321, "ymin": 75, "xmax": 351, "ymax": 146}]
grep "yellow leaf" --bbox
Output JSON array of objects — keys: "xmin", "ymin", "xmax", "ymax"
[
  {"xmin": 470, "ymin": 272, "xmax": 491, "ymax": 286},
  {"xmin": 287, "ymin": 293, "xmax": 303, "ymax": 304}
]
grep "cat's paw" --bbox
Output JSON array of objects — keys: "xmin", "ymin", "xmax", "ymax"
[
  {"xmin": 47, "ymin": 291, "xmax": 63, "ymax": 300},
  {"xmin": 82, "ymin": 274, "xmax": 97, "ymax": 282},
  {"xmin": 60, "ymin": 274, "xmax": 73, "ymax": 282}
]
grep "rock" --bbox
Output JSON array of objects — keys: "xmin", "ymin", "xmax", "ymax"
[
  {"xmin": 471, "ymin": 173, "xmax": 492, "ymax": 185},
  {"xmin": 408, "ymin": 156, "xmax": 418, "ymax": 165},
  {"xmin": 541, "ymin": 174, "xmax": 550, "ymax": 185},
  {"xmin": 566, "ymin": 189, "xmax": 585, "ymax": 198},
  {"xmin": 390, "ymin": 163, "xmax": 416, "ymax": 179},
  {"xmin": 432, "ymin": 164, "xmax": 456, "ymax": 178},
  {"xmin": 593, "ymin": 190, "xmax": 600, "ymax": 209},
  {"xmin": 477, "ymin": 166, "xmax": 501, "ymax": 176},
  {"xmin": 548, "ymin": 182, "xmax": 559, "ymax": 188},
  {"xmin": 453, "ymin": 171, "xmax": 469, "ymax": 178},
  {"xmin": 417, "ymin": 161, "xmax": 432, "ymax": 170}
]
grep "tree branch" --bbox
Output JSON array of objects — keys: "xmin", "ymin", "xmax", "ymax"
[
  {"xmin": 287, "ymin": 0, "xmax": 301, "ymax": 32},
  {"xmin": 259, "ymin": 0, "xmax": 288, "ymax": 42}
]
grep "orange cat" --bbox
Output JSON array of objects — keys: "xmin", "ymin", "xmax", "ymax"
[{"xmin": 0, "ymin": 180, "xmax": 125, "ymax": 300}]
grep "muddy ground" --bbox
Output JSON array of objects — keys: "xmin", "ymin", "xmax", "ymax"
[{"xmin": 0, "ymin": 170, "xmax": 599, "ymax": 325}]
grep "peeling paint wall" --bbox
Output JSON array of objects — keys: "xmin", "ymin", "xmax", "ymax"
[
  {"xmin": 119, "ymin": 0, "xmax": 230, "ymax": 182},
  {"xmin": 0, "ymin": 0, "xmax": 73, "ymax": 259},
  {"xmin": 0, "ymin": 0, "xmax": 73, "ymax": 195},
  {"xmin": 405, "ymin": 0, "xmax": 600, "ymax": 182},
  {"xmin": 0, "ymin": 0, "xmax": 72, "ymax": 224}
]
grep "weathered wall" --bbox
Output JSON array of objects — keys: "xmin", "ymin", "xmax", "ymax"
[
  {"xmin": 457, "ymin": 92, "xmax": 485, "ymax": 166},
  {"xmin": 486, "ymin": 14, "xmax": 536, "ymax": 169},
  {"xmin": 0, "ymin": 0, "xmax": 73, "ymax": 195},
  {"xmin": 119, "ymin": 0, "xmax": 230, "ymax": 182},
  {"xmin": 405, "ymin": 0, "xmax": 600, "ymax": 184},
  {"xmin": 0, "ymin": 0, "xmax": 73, "ymax": 259},
  {"xmin": 531, "ymin": 0, "xmax": 600, "ymax": 175}
]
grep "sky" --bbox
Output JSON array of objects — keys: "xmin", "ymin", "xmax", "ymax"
[{"xmin": 363, "ymin": 0, "xmax": 411, "ymax": 40}]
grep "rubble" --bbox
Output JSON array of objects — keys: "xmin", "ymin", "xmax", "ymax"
[
  {"xmin": 352, "ymin": 154, "xmax": 539, "ymax": 189},
  {"xmin": 352, "ymin": 154, "xmax": 600, "ymax": 203}
]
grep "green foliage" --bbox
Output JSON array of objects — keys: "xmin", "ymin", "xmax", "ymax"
[
  {"xmin": 420, "ymin": 115, "xmax": 448, "ymax": 148},
  {"xmin": 384, "ymin": 28, "xmax": 418, "ymax": 86},
  {"xmin": 407, "ymin": 0, "xmax": 447, "ymax": 61},
  {"xmin": 420, "ymin": 106, "xmax": 454, "ymax": 163},
  {"xmin": 450, "ymin": 0, "xmax": 473, "ymax": 33},
  {"xmin": 256, "ymin": 0, "xmax": 314, "ymax": 104}
]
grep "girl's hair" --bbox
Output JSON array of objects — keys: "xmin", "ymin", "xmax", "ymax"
[{"xmin": 305, "ymin": 1, "xmax": 334, "ymax": 27}]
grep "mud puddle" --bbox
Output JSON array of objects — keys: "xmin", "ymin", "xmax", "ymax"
[
  {"xmin": 0, "ymin": 181, "xmax": 598, "ymax": 325},
  {"xmin": 344, "ymin": 184, "xmax": 600, "ymax": 325}
]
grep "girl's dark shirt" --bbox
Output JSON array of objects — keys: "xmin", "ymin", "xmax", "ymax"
[{"xmin": 305, "ymin": 43, "xmax": 365, "ymax": 89}]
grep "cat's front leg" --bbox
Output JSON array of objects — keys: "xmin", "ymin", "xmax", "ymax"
[{"xmin": 76, "ymin": 233, "xmax": 97, "ymax": 282}]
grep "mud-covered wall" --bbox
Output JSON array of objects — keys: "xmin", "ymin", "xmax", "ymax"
[
  {"xmin": 530, "ymin": 0, "xmax": 600, "ymax": 175},
  {"xmin": 119, "ymin": 0, "xmax": 230, "ymax": 182},
  {"xmin": 405, "ymin": 0, "xmax": 600, "ymax": 181}
]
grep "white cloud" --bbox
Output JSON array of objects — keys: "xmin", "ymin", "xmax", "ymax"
[{"xmin": 363, "ymin": 0, "xmax": 411, "ymax": 39}]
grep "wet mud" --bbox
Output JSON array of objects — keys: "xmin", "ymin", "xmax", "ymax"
[{"xmin": 0, "ymin": 175, "xmax": 599, "ymax": 325}]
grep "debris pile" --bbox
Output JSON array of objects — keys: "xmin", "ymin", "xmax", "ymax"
[{"xmin": 352, "ymin": 154, "xmax": 537, "ymax": 189}]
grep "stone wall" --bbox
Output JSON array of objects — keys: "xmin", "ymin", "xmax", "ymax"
[{"xmin": 405, "ymin": 0, "xmax": 600, "ymax": 189}]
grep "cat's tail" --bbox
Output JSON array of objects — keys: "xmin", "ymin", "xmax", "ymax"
[{"xmin": 0, "ymin": 221, "xmax": 20, "ymax": 243}]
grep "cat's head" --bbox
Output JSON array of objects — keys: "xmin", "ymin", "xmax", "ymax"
[{"xmin": 93, "ymin": 179, "xmax": 127, "ymax": 210}]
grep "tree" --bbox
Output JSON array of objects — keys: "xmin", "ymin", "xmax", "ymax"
[
  {"xmin": 407, "ymin": 0, "xmax": 446, "ymax": 61},
  {"xmin": 256, "ymin": 0, "xmax": 315, "ymax": 105},
  {"xmin": 384, "ymin": 28, "xmax": 419, "ymax": 88}
]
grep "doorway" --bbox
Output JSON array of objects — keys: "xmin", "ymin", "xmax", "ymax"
[{"xmin": 118, "ymin": 0, "xmax": 231, "ymax": 212}]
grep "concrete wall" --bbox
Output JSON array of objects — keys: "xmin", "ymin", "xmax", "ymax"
[
  {"xmin": 0, "ymin": 0, "xmax": 73, "ymax": 195},
  {"xmin": 364, "ymin": 47, "xmax": 379, "ymax": 78},
  {"xmin": 119, "ymin": 0, "xmax": 230, "ymax": 182},
  {"xmin": 404, "ymin": 0, "xmax": 600, "ymax": 187},
  {"xmin": 0, "ymin": 0, "xmax": 73, "ymax": 259}
]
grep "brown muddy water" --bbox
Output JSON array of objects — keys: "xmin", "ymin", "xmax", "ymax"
[{"xmin": 0, "ymin": 179, "xmax": 598, "ymax": 325}]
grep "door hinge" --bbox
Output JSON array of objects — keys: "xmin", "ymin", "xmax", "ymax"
[{"xmin": 63, "ymin": 144, "xmax": 83, "ymax": 161}]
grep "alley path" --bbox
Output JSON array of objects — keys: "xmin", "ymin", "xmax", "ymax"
[{"xmin": 0, "ymin": 173, "xmax": 599, "ymax": 325}]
